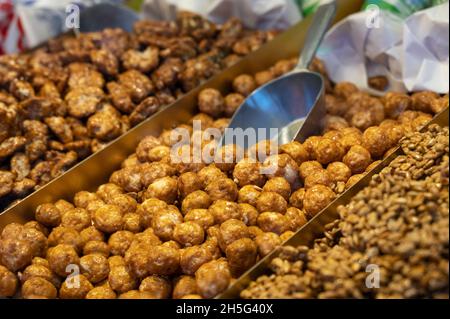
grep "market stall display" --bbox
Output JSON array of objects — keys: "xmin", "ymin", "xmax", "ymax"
[
  {"xmin": 0, "ymin": 12, "xmax": 277, "ymax": 209},
  {"xmin": 0, "ymin": 50, "xmax": 446, "ymax": 298}
]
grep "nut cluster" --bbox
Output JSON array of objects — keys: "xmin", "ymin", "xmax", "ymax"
[
  {"xmin": 0, "ymin": 12, "xmax": 277, "ymax": 208},
  {"xmin": 241, "ymin": 124, "xmax": 449, "ymax": 299},
  {"xmin": 0, "ymin": 52, "xmax": 446, "ymax": 299}
]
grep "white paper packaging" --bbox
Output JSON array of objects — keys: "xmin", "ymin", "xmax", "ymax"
[{"xmin": 317, "ymin": 2, "xmax": 449, "ymax": 94}]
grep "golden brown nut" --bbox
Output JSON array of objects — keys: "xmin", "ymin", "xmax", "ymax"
[
  {"xmin": 343, "ymin": 145, "xmax": 372, "ymax": 174},
  {"xmin": 383, "ymin": 92, "xmax": 411, "ymax": 118},
  {"xmin": 139, "ymin": 276, "xmax": 172, "ymax": 299},
  {"xmin": 86, "ymin": 199, "xmax": 106, "ymax": 216},
  {"xmin": 124, "ymin": 242, "xmax": 151, "ymax": 279},
  {"xmin": 146, "ymin": 176, "xmax": 178, "ymax": 204},
  {"xmin": 108, "ymin": 265, "xmax": 137, "ymax": 293},
  {"xmin": 248, "ymin": 140, "xmax": 278, "ymax": 162},
  {"xmin": 232, "ymin": 74, "xmax": 256, "ymax": 96},
  {"xmin": 151, "ymin": 209, "xmax": 184, "ymax": 242},
  {"xmin": 233, "ymin": 158, "xmax": 266, "ymax": 187},
  {"xmin": 31, "ymin": 257, "xmax": 50, "ymax": 268},
  {"xmin": 303, "ymin": 185, "xmax": 336, "ymax": 218},
  {"xmin": 324, "ymin": 115, "xmax": 349, "ymax": 132},
  {"xmin": 73, "ymin": 191, "xmax": 99, "ymax": 209},
  {"xmin": 205, "ymin": 178, "xmax": 238, "ymax": 202},
  {"xmin": 195, "ymin": 259, "xmax": 231, "ymax": 298},
  {"xmin": 59, "ymin": 274, "xmax": 94, "ymax": 299},
  {"xmin": 280, "ymin": 231, "xmax": 296, "ymax": 242},
  {"xmin": 86, "ymin": 286, "xmax": 117, "ymax": 299},
  {"xmin": 61, "ymin": 208, "xmax": 91, "ymax": 232},
  {"xmin": 209, "ymin": 200, "xmax": 242, "ymax": 224},
  {"xmin": 298, "ymin": 161, "xmax": 322, "ymax": 180},
  {"xmin": 271, "ymin": 59, "xmax": 296, "ymax": 76},
  {"xmin": 80, "ymin": 254, "xmax": 110, "ymax": 284},
  {"xmin": 118, "ymin": 290, "xmax": 158, "ymax": 299},
  {"xmin": 172, "ymin": 276, "xmax": 198, "ymax": 299},
  {"xmin": 411, "ymin": 114, "xmax": 432, "ymax": 130},
  {"xmin": 189, "ymin": 113, "xmax": 214, "ymax": 129},
  {"xmin": 22, "ymin": 277, "xmax": 57, "ymax": 299},
  {"xmin": 0, "ymin": 265, "xmax": 18, "ymax": 297},
  {"xmin": 147, "ymin": 245, "xmax": 180, "ymax": 276},
  {"xmin": 362, "ymin": 126, "xmax": 388, "ymax": 158},
  {"xmin": 35, "ymin": 203, "xmax": 62, "ymax": 227},
  {"xmin": 96, "ymin": 183, "xmax": 123, "ymax": 202},
  {"xmin": 181, "ymin": 190, "xmax": 211, "ymax": 214},
  {"xmin": 136, "ymin": 136, "xmax": 162, "ymax": 162},
  {"xmin": 224, "ymin": 93, "xmax": 245, "ymax": 117},
  {"xmin": 303, "ymin": 136, "xmax": 321, "ymax": 156},
  {"xmin": 48, "ymin": 226, "xmax": 83, "ymax": 252},
  {"xmin": 0, "ymin": 238, "xmax": 34, "ymax": 272},
  {"xmin": 262, "ymin": 177, "xmax": 291, "ymax": 201},
  {"xmin": 107, "ymin": 194, "xmax": 137, "ymax": 215},
  {"xmin": 247, "ymin": 226, "xmax": 264, "ymax": 240},
  {"xmin": 21, "ymin": 264, "xmax": 60, "ymax": 288},
  {"xmin": 198, "ymin": 165, "xmax": 227, "ymax": 187},
  {"xmin": 384, "ymin": 124, "xmax": 405, "ymax": 149},
  {"xmin": 327, "ymin": 162, "xmax": 352, "ymax": 183},
  {"xmin": 47, "ymin": 244, "xmax": 80, "ymax": 277},
  {"xmin": 289, "ymin": 188, "xmax": 305, "ymax": 210},
  {"xmin": 137, "ymin": 198, "xmax": 168, "ymax": 228},
  {"xmin": 304, "ymin": 169, "xmax": 333, "ymax": 189},
  {"xmin": 254, "ymin": 70, "xmax": 275, "ymax": 86},
  {"xmin": 122, "ymin": 47, "xmax": 159, "ymax": 73},
  {"xmin": 255, "ymin": 232, "xmax": 281, "ymax": 257},
  {"xmin": 198, "ymin": 88, "xmax": 224, "ymax": 118},
  {"xmin": 93, "ymin": 205, "xmax": 123, "ymax": 233},
  {"xmin": 80, "ymin": 226, "xmax": 105, "ymax": 246},
  {"xmin": 123, "ymin": 213, "xmax": 142, "ymax": 233},
  {"xmin": 83, "ymin": 241, "xmax": 110, "ymax": 257},
  {"xmin": 279, "ymin": 141, "xmax": 310, "ymax": 166},
  {"xmin": 218, "ymin": 219, "xmax": 249, "ymax": 252},
  {"xmin": 256, "ymin": 212, "xmax": 289, "ymax": 235},
  {"xmin": 346, "ymin": 174, "xmax": 365, "ymax": 189},
  {"xmin": 178, "ymin": 172, "xmax": 203, "ymax": 199},
  {"xmin": 431, "ymin": 95, "xmax": 448, "ymax": 114},
  {"xmin": 285, "ymin": 207, "xmax": 308, "ymax": 232},
  {"xmin": 1, "ymin": 223, "xmax": 24, "ymax": 240},
  {"xmin": 180, "ymin": 246, "xmax": 213, "ymax": 275},
  {"xmin": 147, "ymin": 145, "xmax": 171, "ymax": 162},
  {"xmin": 256, "ymin": 191, "xmax": 287, "ymax": 214},
  {"xmin": 325, "ymin": 95, "xmax": 347, "ymax": 116},
  {"xmin": 173, "ymin": 222, "xmax": 205, "ymax": 247},
  {"xmin": 411, "ymin": 91, "xmax": 439, "ymax": 113},
  {"xmin": 239, "ymin": 203, "xmax": 259, "ymax": 227},
  {"xmin": 108, "ymin": 231, "xmax": 135, "ymax": 256},
  {"xmin": 365, "ymin": 160, "xmax": 382, "ymax": 173},
  {"xmin": 162, "ymin": 241, "xmax": 182, "ymax": 250},
  {"xmin": 184, "ymin": 209, "xmax": 215, "ymax": 230},
  {"xmin": 226, "ymin": 238, "xmax": 257, "ymax": 277},
  {"xmin": 237, "ymin": 185, "xmax": 262, "ymax": 207},
  {"xmin": 313, "ymin": 138, "xmax": 344, "ymax": 165},
  {"xmin": 339, "ymin": 129, "xmax": 363, "ymax": 152},
  {"xmin": 108, "ymin": 256, "xmax": 126, "ymax": 269},
  {"xmin": 334, "ymin": 82, "xmax": 359, "ymax": 99}
]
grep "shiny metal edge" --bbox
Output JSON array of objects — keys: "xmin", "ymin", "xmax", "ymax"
[
  {"xmin": 0, "ymin": 0, "xmax": 363, "ymax": 228},
  {"xmin": 217, "ymin": 107, "xmax": 450, "ymax": 299}
]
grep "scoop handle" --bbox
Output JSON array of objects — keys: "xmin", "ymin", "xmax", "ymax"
[{"xmin": 296, "ymin": 0, "xmax": 337, "ymax": 70}]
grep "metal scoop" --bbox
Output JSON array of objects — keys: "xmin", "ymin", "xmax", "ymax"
[{"xmin": 221, "ymin": 1, "xmax": 337, "ymax": 148}]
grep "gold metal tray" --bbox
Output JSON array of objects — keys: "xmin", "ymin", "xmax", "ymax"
[
  {"xmin": 0, "ymin": 0, "xmax": 363, "ymax": 228},
  {"xmin": 218, "ymin": 107, "xmax": 449, "ymax": 299}
]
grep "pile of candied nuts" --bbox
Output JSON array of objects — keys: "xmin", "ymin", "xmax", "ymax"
[
  {"xmin": 0, "ymin": 12, "xmax": 277, "ymax": 208},
  {"xmin": 241, "ymin": 124, "xmax": 449, "ymax": 299},
  {"xmin": 0, "ymin": 54, "xmax": 448, "ymax": 299}
]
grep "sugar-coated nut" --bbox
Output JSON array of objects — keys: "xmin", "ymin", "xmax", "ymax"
[
  {"xmin": 343, "ymin": 145, "xmax": 372, "ymax": 174},
  {"xmin": 108, "ymin": 265, "xmax": 137, "ymax": 293},
  {"xmin": 338, "ymin": 129, "xmax": 363, "ymax": 152},
  {"xmin": 198, "ymin": 165, "xmax": 227, "ymax": 187},
  {"xmin": 209, "ymin": 200, "xmax": 242, "ymax": 225},
  {"xmin": 48, "ymin": 226, "xmax": 83, "ymax": 252},
  {"xmin": 108, "ymin": 256, "xmax": 126, "ymax": 269},
  {"xmin": 263, "ymin": 177, "xmax": 291, "ymax": 201},
  {"xmin": 226, "ymin": 238, "xmax": 257, "ymax": 277},
  {"xmin": 0, "ymin": 238, "xmax": 33, "ymax": 272},
  {"xmin": 327, "ymin": 162, "xmax": 352, "ymax": 183},
  {"xmin": 218, "ymin": 219, "xmax": 249, "ymax": 251},
  {"xmin": 93, "ymin": 205, "xmax": 123, "ymax": 233},
  {"xmin": 224, "ymin": 93, "xmax": 244, "ymax": 117},
  {"xmin": 237, "ymin": 185, "xmax": 262, "ymax": 207},
  {"xmin": 365, "ymin": 160, "xmax": 382, "ymax": 173},
  {"xmin": 254, "ymin": 70, "xmax": 275, "ymax": 86},
  {"xmin": 1, "ymin": 223, "xmax": 23, "ymax": 240},
  {"xmin": 151, "ymin": 209, "xmax": 184, "ymax": 242},
  {"xmin": 303, "ymin": 136, "xmax": 322, "ymax": 155},
  {"xmin": 35, "ymin": 203, "xmax": 61, "ymax": 227},
  {"xmin": 362, "ymin": 126, "xmax": 388, "ymax": 158},
  {"xmin": 83, "ymin": 241, "xmax": 110, "ymax": 257},
  {"xmin": 108, "ymin": 231, "xmax": 135, "ymax": 256},
  {"xmin": 73, "ymin": 191, "xmax": 99, "ymax": 209},
  {"xmin": 180, "ymin": 246, "xmax": 213, "ymax": 275},
  {"xmin": 255, "ymin": 232, "xmax": 281, "ymax": 257},
  {"xmin": 325, "ymin": 95, "xmax": 347, "ymax": 116},
  {"xmin": 195, "ymin": 260, "xmax": 231, "ymax": 299},
  {"xmin": 345, "ymin": 174, "xmax": 365, "ymax": 189},
  {"xmin": 146, "ymin": 176, "xmax": 178, "ymax": 204},
  {"xmin": 47, "ymin": 244, "xmax": 80, "ymax": 277},
  {"xmin": 80, "ymin": 254, "xmax": 110, "ymax": 284},
  {"xmin": 314, "ymin": 138, "xmax": 345, "ymax": 165},
  {"xmin": 96, "ymin": 183, "xmax": 123, "ymax": 202},
  {"xmin": 0, "ymin": 265, "xmax": 18, "ymax": 297},
  {"xmin": 124, "ymin": 243, "xmax": 151, "ymax": 279},
  {"xmin": 334, "ymin": 82, "xmax": 359, "ymax": 99},
  {"xmin": 247, "ymin": 226, "xmax": 264, "ymax": 240},
  {"xmin": 201, "ymin": 237, "xmax": 222, "ymax": 260},
  {"xmin": 173, "ymin": 222, "xmax": 205, "ymax": 247},
  {"xmin": 61, "ymin": 208, "xmax": 91, "ymax": 232},
  {"xmin": 205, "ymin": 178, "xmax": 238, "ymax": 202},
  {"xmin": 239, "ymin": 203, "xmax": 259, "ymax": 226},
  {"xmin": 198, "ymin": 89, "xmax": 224, "ymax": 118},
  {"xmin": 178, "ymin": 172, "xmax": 203, "ymax": 199},
  {"xmin": 285, "ymin": 207, "xmax": 308, "ymax": 232},
  {"xmin": 59, "ymin": 274, "xmax": 94, "ymax": 299},
  {"xmin": 257, "ymin": 212, "xmax": 289, "ymax": 235},
  {"xmin": 147, "ymin": 246, "xmax": 180, "ymax": 276},
  {"xmin": 280, "ymin": 231, "xmax": 296, "ymax": 242},
  {"xmin": 86, "ymin": 286, "xmax": 117, "ymax": 299},
  {"xmin": 256, "ymin": 192, "xmax": 287, "ymax": 214},
  {"xmin": 22, "ymin": 277, "xmax": 57, "ymax": 299},
  {"xmin": 172, "ymin": 276, "xmax": 198, "ymax": 299},
  {"xmin": 279, "ymin": 141, "xmax": 310, "ymax": 166},
  {"xmin": 289, "ymin": 188, "xmax": 305, "ymax": 210},
  {"xmin": 324, "ymin": 116, "xmax": 349, "ymax": 132},
  {"xmin": 184, "ymin": 209, "xmax": 215, "ymax": 230},
  {"xmin": 107, "ymin": 194, "xmax": 137, "ymax": 215},
  {"xmin": 139, "ymin": 276, "xmax": 172, "ymax": 299},
  {"xmin": 303, "ymin": 185, "xmax": 336, "ymax": 218},
  {"xmin": 181, "ymin": 190, "xmax": 211, "ymax": 214},
  {"xmin": 383, "ymin": 92, "xmax": 411, "ymax": 119},
  {"xmin": 411, "ymin": 91, "xmax": 439, "ymax": 113},
  {"xmin": 123, "ymin": 213, "xmax": 142, "ymax": 233},
  {"xmin": 136, "ymin": 136, "xmax": 162, "ymax": 162},
  {"xmin": 232, "ymin": 74, "xmax": 256, "ymax": 96},
  {"xmin": 233, "ymin": 159, "xmax": 266, "ymax": 187},
  {"xmin": 138, "ymin": 198, "xmax": 168, "ymax": 228},
  {"xmin": 304, "ymin": 169, "xmax": 333, "ymax": 189},
  {"xmin": 299, "ymin": 161, "xmax": 322, "ymax": 180}
]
